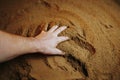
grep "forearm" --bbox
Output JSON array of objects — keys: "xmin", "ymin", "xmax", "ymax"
[
  {"xmin": 0, "ymin": 25, "xmax": 69, "ymax": 63},
  {"xmin": 0, "ymin": 31, "xmax": 37, "ymax": 62}
]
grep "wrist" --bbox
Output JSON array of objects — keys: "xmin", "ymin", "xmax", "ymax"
[
  {"xmin": 28, "ymin": 37, "xmax": 39, "ymax": 53},
  {"xmin": 29, "ymin": 37, "xmax": 44, "ymax": 53}
]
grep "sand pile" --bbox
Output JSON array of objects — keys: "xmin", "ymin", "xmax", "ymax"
[{"xmin": 0, "ymin": 0, "xmax": 120, "ymax": 80}]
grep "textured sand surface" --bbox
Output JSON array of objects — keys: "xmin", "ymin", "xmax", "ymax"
[{"xmin": 0, "ymin": 0, "xmax": 120, "ymax": 80}]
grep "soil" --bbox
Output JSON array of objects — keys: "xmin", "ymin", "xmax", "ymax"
[{"xmin": 0, "ymin": 0, "xmax": 120, "ymax": 80}]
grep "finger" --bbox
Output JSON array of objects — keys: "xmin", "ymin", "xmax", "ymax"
[
  {"xmin": 54, "ymin": 26, "xmax": 67, "ymax": 35},
  {"xmin": 50, "ymin": 48, "xmax": 65, "ymax": 55},
  {"xmin": 48, "ymin": 25, "xmax": 59, "ymax": 33},
  {"xmin": 57, "ymin": 36, "xmax": 69, "ymax": 43}
]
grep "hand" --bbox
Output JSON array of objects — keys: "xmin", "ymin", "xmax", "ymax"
[{"xmin": 33, "ymin": 25, "xmax": 69, "ymax": 55}]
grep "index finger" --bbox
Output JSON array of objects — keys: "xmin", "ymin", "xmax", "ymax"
[
  {"xmin": 48, "ymin": 25, "xmax": 59, "ymax": 33},
  {"xmin": 53, "ymin": 26, "xmax": 67, "ymax": 35}
]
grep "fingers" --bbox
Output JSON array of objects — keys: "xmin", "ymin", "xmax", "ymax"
[
  {"xmin": 48, "ymin": 25, "xmax": 67, "ymax": 36},
  {"xmin": 57, "ymin": 36, "xmax": 69, "ymax": 43},
  {"xmin": 54, "ymin": 26, "xmax": 67, "ymax": 35},
  {"xmin": 48, "ymin": 25, "xmax": 58, "ymax": 33}
]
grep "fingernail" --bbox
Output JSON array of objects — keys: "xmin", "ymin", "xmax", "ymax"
[
  {"xmin": 62, "ymin": 52, "xmax": 66, "ymax": 55},
  {"xmin": 62, "ymin": 26, "xmax": 67, "ymax": 28},
  {"xmin": 58, "ymin": 52, "xmax": 65, "ymax": 55},
  {"xmin": 54, "ymin": 25, "xmax": 59, "ymax": 27},
  {"xmin": 66, "ymin": 37, "xmax": 70, "ymax": 39}
]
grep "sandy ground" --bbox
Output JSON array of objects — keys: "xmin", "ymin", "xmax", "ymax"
[{"xmin": 0, "ymin": 0, "xmax": 120, "ymax": 80}]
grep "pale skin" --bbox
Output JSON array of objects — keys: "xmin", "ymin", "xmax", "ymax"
[{"xmin": 0, "ymin": 25, "xmax": 69, "ymax": 63}]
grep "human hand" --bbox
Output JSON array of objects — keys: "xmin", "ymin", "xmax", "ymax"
[{"xmin": 33, "ymin": 25, "xmax": 69, "ymax": 55}]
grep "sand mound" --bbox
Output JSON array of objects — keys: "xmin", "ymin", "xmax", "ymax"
[{"xmin": 0, "ymin": 0, "xmax": 120, "ymax": 80}]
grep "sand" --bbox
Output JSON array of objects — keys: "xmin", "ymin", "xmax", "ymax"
[{"xmin": 0, "ymin": 0, "xmax": 120, "ymax": 80}]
